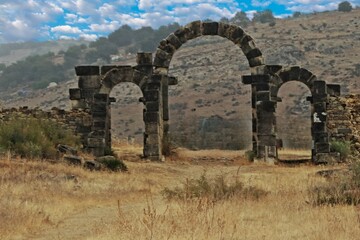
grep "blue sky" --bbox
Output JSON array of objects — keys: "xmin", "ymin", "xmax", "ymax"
[{"xmin": 0, "ymin": 0, "xmax": 359, "ymax": 43}]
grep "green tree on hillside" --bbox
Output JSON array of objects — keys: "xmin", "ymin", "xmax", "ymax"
[
  {"xmin": 338, "ymin": 1, "xmax": 353, "ymax": 12},
  {"xmin": 252, "ymin": 10, "xmax": 276, "ymax": 24},
  {"xmin": 231, "ymin": 11, "xmax": 250, "ymax": 27}
]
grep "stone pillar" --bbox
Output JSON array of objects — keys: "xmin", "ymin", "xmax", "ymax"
[
  {"xmin": 89, "ymin": 93, "xmax": 109, "ymax": 156},
  {"xmin": 143, "ymin": 74, "xmax": 164, "ymax": 161},
  {"xmin": 312, "ymin": 80, "xmax": 332, "ymax": 163}
]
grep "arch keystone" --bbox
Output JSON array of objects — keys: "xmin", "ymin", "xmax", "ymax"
[
  {"xmin": 201, "ymin": 22, "xmax": 219, "ymax": 35},
  {"xmin": 184, "ymin": 21, "xmax": 202, "ymax": 40}
]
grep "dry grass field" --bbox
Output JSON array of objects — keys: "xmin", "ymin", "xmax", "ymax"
[{"xmin": 1, "ymin": 146, "xmax": 359, "ymax": 240}]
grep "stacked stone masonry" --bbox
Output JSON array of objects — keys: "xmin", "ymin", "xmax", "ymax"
[
  {"xmin": 327, "ymin": 94, "xmax": 360, "ymax": 156},
  {"xmin": 68, "ymin": 20, "xmax": 347, "ymax": 163}
]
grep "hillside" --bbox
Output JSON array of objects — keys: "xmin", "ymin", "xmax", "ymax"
[{"xmin": 1, "ymin": 9, "xmax": 360, "ymax": 150}]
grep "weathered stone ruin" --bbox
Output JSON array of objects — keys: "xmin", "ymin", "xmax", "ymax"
[{"xmin": 67, "ymin": 20, "xmax": 355, "ymax": 163}]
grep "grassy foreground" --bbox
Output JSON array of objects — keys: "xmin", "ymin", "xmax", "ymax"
[{"xmin": 0, "ymin": 148, "xmax": 359, "ymax": 239}]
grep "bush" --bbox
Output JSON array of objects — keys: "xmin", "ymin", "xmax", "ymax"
[
  {"xmin": 0, "ymin": 117, "xmax": 80, "ymax": 159},
  {"xmin": 252, "ymin": 10, "xmax": 276, "ymax": 24},
  {"xmin": 330, "ymin": 140, "xmax": 351, "ymax": 160},
  {"xmin": 96, "ymin": 155, "xmax": 128, "ymax": 172},
  {"xmin": 245, "ymin": 150, "xmax": 255, "ymax": 161},
  {"xmin": 338, "ymin": 1, "xmax": 353, "ymax": 12},
  {"xmin": 161, "ymin": 173, "xmax": 268, "ymax": 202}
]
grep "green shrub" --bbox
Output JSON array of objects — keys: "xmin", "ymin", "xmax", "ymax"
[
  {"xmin": 245, "ymin": 150, "xmax": 255, "ymax": 162},
  {"xmin": 0, "ymin": 117, "xmax": 80, "ymax": 159},
  {"xmin": 161, "ymin": 173, "xmax": 268, "ymax": 202},
  {"xmin": 96, "ymin": 156, "xmax": 128, "ymax": 171},
  {"xmin": 330, "ymin": 140, "xmax": 351, "ymax": 160}
]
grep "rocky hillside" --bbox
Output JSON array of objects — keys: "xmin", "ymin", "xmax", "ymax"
[{"xmin": 2, "ymin": 9, "xmax": 360, "ymax": 149}]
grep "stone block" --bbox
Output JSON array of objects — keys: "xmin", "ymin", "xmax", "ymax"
[
  {"xmin": 338, "ymin": 128, "xmax": 352, "ymax": 134},
  {"xmin": 315, "ymin": 142, "xmax": 330, "ymax": 153},
  {"xmin": 202, "ymin": 22, "xmax": 218, "ymax": 35},
  {"xmin": 145, "ymin": 123, "xmax": 160, "ymax": 134},
  {"xmin": 144, "ymin": 90, "xmax": 160, "ymax": 101},
  {"xmin": 312, "ymin": 122, "xmax": 326, "ymax": 132},
  {"xmin": 288, "ymin": 66, "xmax": 301, "ymax": 80},
  {"xmin": 314, "ymin": 102, "xmax": 326, "ymax": 112},
  {"xmin": 158, "ymin": 39, "xmax": 176, "ymax": 55},
  {"xmin": 75, "ymin": 66, "xmax": 100, "ymax": 76},
  {"xmin": 299, "ymin": 68, "xmax": 314, "ymax": 82},
  {"xmin": 258, "ymin": 135, "xmax": 277, "ymax": 146},
  {"xmin": 313, "ymin": 80, "xmax": 327, "ymax": 95},
  {"xmin": 87, "ymin": 137, "xmax": 105, "ymax": 148},
  {"xmin": 94, "ymin": 93, "xmax": 109, "ymax": 101},
  {"xmin": 265, "ymin": 65, "xmax": 283, "ymax": 74},
  {"xmin": 168, "ymin": 76, "xmax": 178, "ymax": 85},
  {"xmin": 248, "ymin": 56, "xmax": 265, "ymax": 67},
  {"xmin": 184, "ymin": 21, "xmax": 202, "ymax": 40},
  {"xmin": 144, "ymin": 112, "xmax": 160, "ymax": 123},
  {"xmin": 93, "ymin": 121, "xmax": 106, "ymax": 129},
  {"xmin": 136, "ymin": 52, "xmax": 153, "ymax": 65},
  {"xmin": 166, "ymin": 33, "xmax": 182, "ymax": 49},
  {"xmin": 245, "ymin": 48, "xmax": 262, "ymax": 60},
  {"xmin": 153, "ymin": 48, "xmax": 171, "ymax": 68},
  {"xmin": 256, "ymin": 91, "xmax": 270, "ymax": 101},
  {"xmin": 69, "ymin": 88, "xmax": 81, "ymax": 100},
  {"xmin": 327, "ymin": 84, "xmax": 341, "ymax": 97},
  {"xmin": 174, "ymin": 27, "xmax": 190, "ymax": 44},
  {"xmin": 146, "ymin": 101, "xmax": 160, "ymax": 112},
  {"xmin": 314, "ymin": 132, "xmax": 329, "ymax": 143},
  {"xmin": 78, "ymin": 76, "xmax": 101, "ymax": 89}
]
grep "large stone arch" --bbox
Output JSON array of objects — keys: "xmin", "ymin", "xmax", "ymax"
[{"xmin": 144, "ymin": 21, "xmax": 266, "ymax": 160}]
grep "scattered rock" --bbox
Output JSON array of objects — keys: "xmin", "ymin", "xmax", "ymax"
[{"xmin": 63, "ymin": 155, "xmax": 83, "ymax": 165}]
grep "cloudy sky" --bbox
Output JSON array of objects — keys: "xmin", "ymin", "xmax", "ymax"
[{"xmin": 0, "ymin": 0, "xmax": 359, "ymax": 43}]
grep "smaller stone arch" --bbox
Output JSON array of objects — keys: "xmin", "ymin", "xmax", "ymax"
[
  {"xmin": 69, "ymin": 53, "xmax": 155, "ymax": 157},
  {"xmin": 269, "ymin": 65, "xmax": 334, "ymax": 162}
]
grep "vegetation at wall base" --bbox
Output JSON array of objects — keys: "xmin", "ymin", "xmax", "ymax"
[
  {"xmin": 0, "ymin": 117, "xmax": 80, "ymax": 159},
  {"xmin": 330, "ymin": 140, "xmax": 351, "ymax": 161}
]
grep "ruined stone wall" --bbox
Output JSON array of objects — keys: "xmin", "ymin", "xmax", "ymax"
[
  {"xmin": 327, "ymin": 94, "xmax": 360, "ymax": 155},
  {"xmin": 0, "ymin": 107, "xmax": 92, "ymax": 150}
]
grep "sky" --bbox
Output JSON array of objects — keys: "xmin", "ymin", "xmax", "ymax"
[{"xmin": 0, "ymin": 0, "xmax": 359, "ymax": 43}]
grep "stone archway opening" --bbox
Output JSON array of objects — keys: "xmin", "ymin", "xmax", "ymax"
[
  {"xmin": 109, "ymin": 82, "xmax": 144, "ymax": 156},
  {"xmin": 167, "ymin": 35, "xmax": 252, "ymax": 150},
  {"xmin": 275, "ymin": 81, "xmax": 312, "ymax": 161}
]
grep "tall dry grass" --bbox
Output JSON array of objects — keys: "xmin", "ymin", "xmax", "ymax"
[{"xmin": 1, "ymin": 148, "xmax": 360, "ymax": 239}]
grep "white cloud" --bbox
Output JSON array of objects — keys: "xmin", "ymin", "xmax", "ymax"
[
  {"xmin": 1, "ymin": 0, "xmax": 360, "ymax": 43},
  {"xmin": 51, "ymin": 25, "xmax": 82, "ymax": 34},
  {"xmin": 80, "ymin": 33, "xmax": 99, "ymax": 41},
  {"xmin": 252, "ymin": 0, "xmax": 271, "ymax": 7}
]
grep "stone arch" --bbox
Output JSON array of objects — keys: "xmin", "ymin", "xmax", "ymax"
[
  {"xmin": 143, "ymin": 21, "xmax": 265, "ymax": 160},
  {"xmin": 267, "ymin": 65, "xmax": 332, "ymax": 162},
  {"xmin": 153, "ymin": 21, "xmax": 264, "ymax": 74}
]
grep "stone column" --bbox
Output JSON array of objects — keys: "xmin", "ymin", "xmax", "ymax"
[
  {"xmin": 312, "ymin": 80, "xmax": 331, "ymax": 163},
  {"xmin": 89, "ymin": 93, "xmax": 109, "ymax": 156},
  {"xmin": 143, "ymin": 74, "xmax": 164, "ymax": 161}
]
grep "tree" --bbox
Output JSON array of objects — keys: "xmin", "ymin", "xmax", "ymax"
[
  {"xmin": 230, "ymin": 11, "xmax": 250, "ymax": 27},
  {"xmin": 219, "ymin": 17, "xmax": 229, "ymax": 23},
  {"xmin": 108, "ymin": 25, "xmax": 134, "ymax": 47},
  {"xmin": 252, "ymin": 10, "xmax": 276, "ymax": 24},
  {"xmin": 292, "ymin": 11, "xmax": 302, "ymax": 18},
  {"xmin": 338, "ymin": 1, "xmax": 352, "ymax": 12}
]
